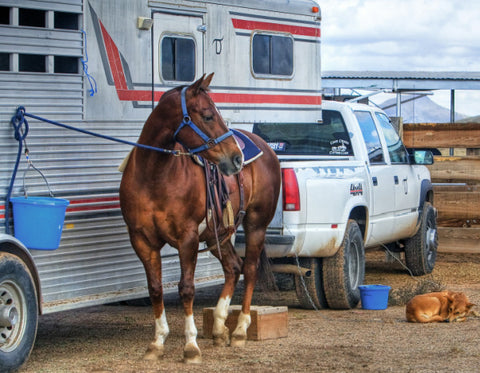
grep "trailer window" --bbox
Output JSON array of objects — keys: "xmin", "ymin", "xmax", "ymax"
[
  {"xmin": 54, "ymin": 56, "xmax": 79, "ymax": 74},
  {"xmin": 0, "ymin": 53, "xmax": 9, "ymax": 71},
  {"xmin": 161, "ymin": 36, "xmax": 195, "ymax": 82},
  {"xmin": 354, "ymin": 111, "xmax": 385, "ymax": 164},
  {"xmin": 252, "ymin": 33, "xmax": 293, "ymax": 77},
  {"xmin": 0, "ymin": 6, "xmax": 9, "ymax": 25},
  {"xmin": 252, "ymin": 110, "xmax": 353, "ymax": 156},
  {"xmin": 19, "ymin": 8, "xmax": 46, "ymax": 28},
  {"xmin": 19, "ymin": 54, "xmax": 46, "ymax": 72},
  {"xmin": 54, "ymin": 11, "xmax": 79, "ymax": 30}
]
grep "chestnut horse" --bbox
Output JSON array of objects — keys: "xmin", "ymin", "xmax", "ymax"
[{"xmin": 119, "ymin": 74, "xmax": 280, "ymax": 363}]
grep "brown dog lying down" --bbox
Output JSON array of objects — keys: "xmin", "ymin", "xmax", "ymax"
[{"xmin": 406, "ymin": 291, "xmax": 476, "ymax": 323}]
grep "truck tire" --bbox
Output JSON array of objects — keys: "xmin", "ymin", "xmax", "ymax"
[
  {"xmin": 322, "ymin": 220, "xmax": 365, "ymax": 309},
  {"xmin": 294, "ymin": 257, "xmax": 328, "ymax": 309},
  {"xmin": 0, "ymin": 253, "xmax": 38, "ymax": 372},
  {"xmin": 404, "ymin": 202, "xmax": 438, "ymax": 276}
]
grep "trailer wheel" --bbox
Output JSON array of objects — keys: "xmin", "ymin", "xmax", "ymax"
[
  {"xmin": 404, "ymin": 202, "xmax": 438, "ymax": 276},
  {"xmin": 322, "ymin": 220, "xmax": 365, "ymax": 309},
  {"xmin": 0, "ymin": 253, "xmax": 38, "ymax": 372},
  {"xmin": 294, "ymin": 257, "xmax": 328, "ymax": 309}
]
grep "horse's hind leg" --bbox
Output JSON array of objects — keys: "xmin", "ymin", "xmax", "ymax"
[
  {"xmin": 210, "ymin": 240, "xmax": 243, "ymax": 347},
  {"xmin": 130, "ymin": 233, "xmax": 169, "ymax": 360}
]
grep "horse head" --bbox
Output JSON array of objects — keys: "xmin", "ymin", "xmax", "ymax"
[{"xmin": 174, "ymin": 73, "xmax": 243, "ymax": 176}]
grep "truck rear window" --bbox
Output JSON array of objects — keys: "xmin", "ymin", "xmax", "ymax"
[{"xmin": 253, "ymin": 110, "xmax": 353, "ymax": 156}]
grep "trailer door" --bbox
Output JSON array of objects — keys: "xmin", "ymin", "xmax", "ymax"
[{"xmin": 152, "ymin": 12, "xmax": 204, "ymax": 92}]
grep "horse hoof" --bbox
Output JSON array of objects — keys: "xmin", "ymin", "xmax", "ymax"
[
  {"xmin": 144, "ymin": 343, "xmax": 164, "ymax": 360},
  {"xmin": 213, "ymin": 335, "xmax": 229, "ymax": 347},
  {"xmin": 184, "ymin": 343, "xmax": 202, "ymax": 364},
  {"xmin": 230, "ymin": 334, "xmax": 247, "ymax": 348},
  {"xmin": 213, "ymin": 326, "xmax": 230, "ymax": 347}
]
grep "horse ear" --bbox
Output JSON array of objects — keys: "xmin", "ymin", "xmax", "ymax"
[
  {"xmin": 201, "ymin": 73, "xmax": 214, "ymax": 90},
  {"xmin": 190, "ymin": 73, "xmax": 214, "ymax": 95}
]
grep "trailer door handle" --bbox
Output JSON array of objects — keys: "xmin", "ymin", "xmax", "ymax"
[{"xmin": 372, "ymin": 176, "xmax": 378, "ymax": 186}]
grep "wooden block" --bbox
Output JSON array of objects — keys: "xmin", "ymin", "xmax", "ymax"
[{"xmin": 203, "ymin": 305, "xmax": 288, "ymax": 341}]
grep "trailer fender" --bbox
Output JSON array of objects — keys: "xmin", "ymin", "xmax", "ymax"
[{"xmin": 0, "ymin": 234, "xmax": 42, "ymax": 314}]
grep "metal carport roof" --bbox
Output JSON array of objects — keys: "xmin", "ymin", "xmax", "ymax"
[{"xmin": 322, "ymin": 71, "xmax": 480, "ymax": 91}]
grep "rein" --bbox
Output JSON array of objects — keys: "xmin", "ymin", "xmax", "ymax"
[
  {"xmin": 202, "ymin": 159, "xmax": 245, "ymax": 259},
  {"xmin": 173, "ymin": 86, "xmax": 234, "ymax": 154}
]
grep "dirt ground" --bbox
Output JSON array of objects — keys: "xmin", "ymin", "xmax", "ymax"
[{"xmin": 20, "ymin": 251, "xmax": 480, "ymax": 373}]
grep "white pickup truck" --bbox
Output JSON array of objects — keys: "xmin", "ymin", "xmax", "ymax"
[{"xmin": 236, "ymin": 99, "xmax": 437, "ymax": 310}]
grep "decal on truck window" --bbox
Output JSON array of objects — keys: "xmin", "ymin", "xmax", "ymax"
[
  {"xmin": 268, "ymin": 142, "xmax": 287, "ymax": 151},
  {"xmin": 329, "ymin": 139, "xmax": 350, "ymax": 155}
]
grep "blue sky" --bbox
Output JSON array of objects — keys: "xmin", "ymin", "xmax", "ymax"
[{"xmin": 318, "ymin": 0, "xmax": 480, "ymax": 117}]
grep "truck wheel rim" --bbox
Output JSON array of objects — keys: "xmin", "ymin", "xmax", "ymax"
[
  {"xmin": 426, "ymin": 226, "xmax": 437, "ymax": 261},
  {"xmin": 0, "ymin": 281, "xmax": 27, "ymax": 352},
  {"xmin": 348, "ymin": 241, "xmax": 360, "ymax": 289}
]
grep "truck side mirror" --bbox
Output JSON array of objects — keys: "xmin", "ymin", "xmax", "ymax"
[{"xmin": 409, "ymin": 150, "xmax": 434, "ymax": 165}]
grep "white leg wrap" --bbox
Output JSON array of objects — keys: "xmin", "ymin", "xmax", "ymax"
[
  {"xmin": 213, "ymin": 296, "xmax": 231, "ymax": 336},
  {"xmin": 235, "ymin": 311, "xmax": 251, "ymax": 335},
  {"xmin": 185, "ymin": 314, "xmax": 199, "ymax": 346},
  {"xmin": 153, "ymin": 310, "xmax": 169, "ymax": 347}
]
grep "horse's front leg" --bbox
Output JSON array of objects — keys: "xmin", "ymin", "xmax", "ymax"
[
  {"xmin": 178, "ymin": 236, "xmax": 202, "ymax": 364},
  {"xmin": 210, "ymin": 240, "xmax": 243, "ymax": 347},
  {"xmin": 231, "ymin": 230, "xmax": 265, "ymax": 347},
  {"xmin": 129, "ymin": 234, "xmax": 169, "ymax": 360}
]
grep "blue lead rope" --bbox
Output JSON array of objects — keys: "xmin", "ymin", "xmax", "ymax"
[
  {"xmin": 15, "ymin": 107, "xmax": 182, "ymax": 156},
  {"xmin": 4, "ymin": 109, "xmax": 29, "ymax": 234}
]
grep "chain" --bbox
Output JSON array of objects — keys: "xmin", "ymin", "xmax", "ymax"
[{"xmin": 294, "ymin": 251, "xmax": 319, "ymax": 311}]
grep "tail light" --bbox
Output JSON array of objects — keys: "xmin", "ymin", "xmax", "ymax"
[{"xmin": 282, "ymin": 168, "xmax": 300, "ymax": 211}]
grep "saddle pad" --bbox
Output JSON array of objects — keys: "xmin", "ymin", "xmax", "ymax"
[
  {"xmin": 193, "ymin": 129, "xmax": 263, "ymax": 167},
  {"xmin": 232, "ymin": 129, "xmax": 263, "ymax": 165}
]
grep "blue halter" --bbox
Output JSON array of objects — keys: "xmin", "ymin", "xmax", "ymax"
[{"xmin": 173, "ymin": 86, "xmax": 234, "ymax": 154}]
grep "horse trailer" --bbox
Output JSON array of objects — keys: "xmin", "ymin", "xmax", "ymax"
[{"xmin": 0, "ymin": 0, "xmax": 321, "ymax": 370}]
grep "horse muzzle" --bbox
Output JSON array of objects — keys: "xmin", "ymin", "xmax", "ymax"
[{"xmin": 218, "ymin": 153, "xmax": 243, "ymax": 176}]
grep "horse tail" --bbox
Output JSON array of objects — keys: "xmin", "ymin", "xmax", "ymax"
[{"xmin": 257, "ymin": 247, "xmax": 278, "ymax": 291}]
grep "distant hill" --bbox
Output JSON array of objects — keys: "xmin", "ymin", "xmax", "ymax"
[
  {"xmin": 379, "ymin": 95, "xmax": 466, "ymax": 123},
  {"xmin": 457, "ymin": 115, "xmax": 480, "ymax": 123}
]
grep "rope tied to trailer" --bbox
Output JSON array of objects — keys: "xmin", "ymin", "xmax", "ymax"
[
  {"xmin": 5, "ymin": 108, "xmax": 29, "ymax": 234},
  {"xmin": 12, "ymin": 107, "xmax": 192, "ymax": 156},
  {"xmin": 81, "ymin": 29, "xmax": 98, "ymax": 97},
  {"xmin": 4, "ymin": 106, "xmax": 192, "ymax": 233}
]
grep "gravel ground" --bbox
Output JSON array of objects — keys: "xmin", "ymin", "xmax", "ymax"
[{"xmin": 20, "ymin": 251, "xmax": 480, "ymax": 373}]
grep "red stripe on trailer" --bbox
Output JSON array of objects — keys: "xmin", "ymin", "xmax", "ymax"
[
  {"xmin": 231, "ymin": 18, "xmax": 320, "ymax": 38},
  {"xmin": 66, "ymin": 196, "xmax": 120, "ymax": 213},
  {"xmin": 210, "ymin": 92, "xmax": 321, "ymax": 106}
]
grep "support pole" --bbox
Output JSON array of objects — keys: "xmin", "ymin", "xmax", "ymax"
[{"xmin": 450, "ymin": 90, "xmax": 455, "ymax": 156}]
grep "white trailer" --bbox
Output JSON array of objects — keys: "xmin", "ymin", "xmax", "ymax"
[{"xmin": 0, "ymin": 0, "xmax": 321, "ymax": 370}]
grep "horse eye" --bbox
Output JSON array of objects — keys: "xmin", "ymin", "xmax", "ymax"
[{"xmin": 203, "ymin": 115, "xmax": 214, "ymax": 122}]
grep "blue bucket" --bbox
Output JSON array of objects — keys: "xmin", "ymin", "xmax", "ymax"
[
  {"xmin": 10, "ymin": 196, "xmax": 70, "ymax": 250},
  {"xmin": 359, "ymin": 285, "xmax": 391, "ymax": 310}
]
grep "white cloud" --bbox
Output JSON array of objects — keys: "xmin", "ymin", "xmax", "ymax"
[
  {"xmin": 318, "ymin": 0, "xmax": 480, "ymax": 117},
  {"xmin": 319, "ymin": 0, "xmax": 480, "ymax": 71}
]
